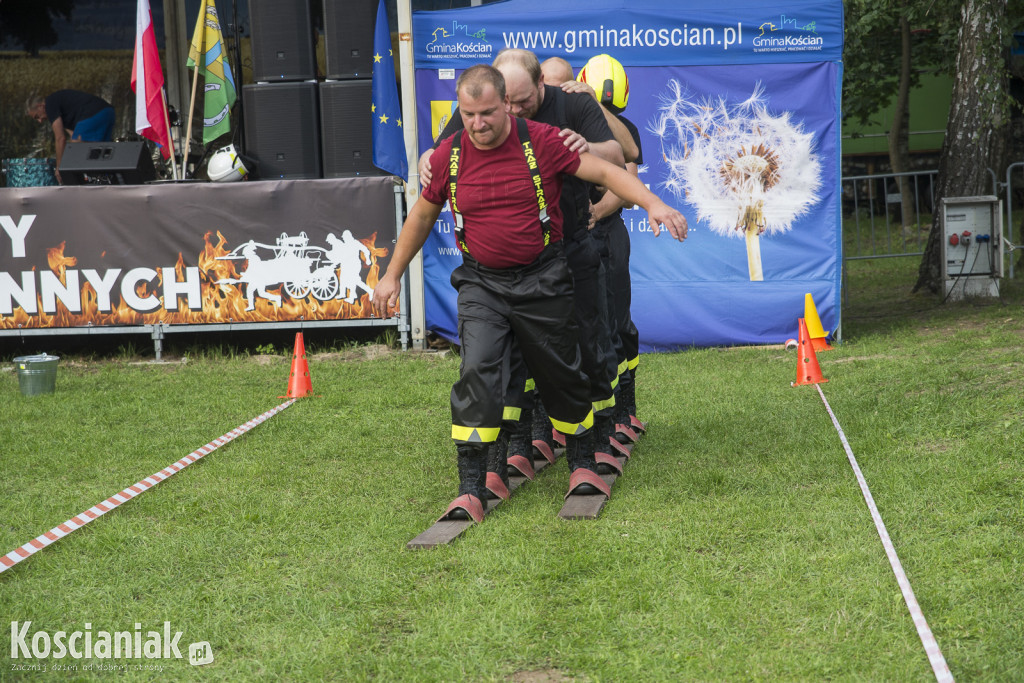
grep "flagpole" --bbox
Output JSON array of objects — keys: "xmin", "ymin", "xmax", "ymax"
[
  {"xmin": 160, "ymin": 88, "xmax": 180, "ymax": 180},
  {"xmin": 184, "ymin": 61, "xmax": 201, "ymax": 178}
]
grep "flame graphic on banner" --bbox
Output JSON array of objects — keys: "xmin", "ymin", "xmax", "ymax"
[{"xmin": 1, "ymin": 232, "xmax": 390, "ymax": 330}]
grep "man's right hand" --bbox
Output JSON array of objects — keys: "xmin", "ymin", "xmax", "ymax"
[
  {"xmin": 560, "ymin": 80, "xmax": 596, "ymax": 99},
  {"xmin": 371, "ymin": 273, "xmax": 401, "ymax": 318}
]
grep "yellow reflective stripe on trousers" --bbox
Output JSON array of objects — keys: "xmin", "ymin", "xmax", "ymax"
[
  {"xmin": 627, "ymin": 355, "xmax": 640, "ymax": 371},
  {"xmin": 617, "ymin": 359, "xmax": 629, "ymax": 376},
  {"xmin": 451, "ymin": 425, "xmax": 502, "ymax": 443},
  {"xmin": 593, "ymin": 395, "xmax": 616, "ymax": 413},
  {"xmin": 524, "ymin": 378, "xmax": 536, "ymax": 393},
  {"xmin": 503, "ymin": 406, "xmax": 522, "ymax": 422},
  {"xmin": 610, "ymin": 374, "xmax": 620, "ymax": 390},
  {"xmin": 549, "ymin": 410, "xmax": 594, "ymax": 436}
]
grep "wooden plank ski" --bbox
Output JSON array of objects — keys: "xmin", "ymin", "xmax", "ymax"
[
  {"xmin": 406, "ymin": 450, "xmax": 561, "ymax": 549},
  {"xmin": 557, "ymin": 454, "xmax": 629, "ymax": 520}
]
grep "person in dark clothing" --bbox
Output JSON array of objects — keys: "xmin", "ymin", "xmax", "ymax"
[
  {"xmin": 376, "ymin": 65, "xmax": 686, "ymax": 522},
  {"xmin": 571, "ymin": 53, "xmax": 647, "ymax": 438},
  {"xmin": 26, "ymin": 90, "xmax": 115, "ymax": 184}
]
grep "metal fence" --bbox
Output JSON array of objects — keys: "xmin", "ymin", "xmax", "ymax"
[
  {"xmin": 842, "ymin": 169, "xmax": 938, "ymax": 262},
  {"xmin": 841, "ymin": 167, "xmax": 1019, "ymax": 270}
]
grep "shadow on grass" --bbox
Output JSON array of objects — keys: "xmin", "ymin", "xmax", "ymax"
[{"xmin": 842, "ymin": 255, "xmax": 1024, "ymax": 341}]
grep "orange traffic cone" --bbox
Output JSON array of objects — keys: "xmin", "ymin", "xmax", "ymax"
[
  {"xmin": 281, "ymin": 332, "xmax": 313, "ymax": 398},
  {"xmin": 804, "ymin": 293, "xmax": 833, "ymax": 351},
  {"xmin": 792, "ymin": 318, "xmax": 828, "ymax": 387}
]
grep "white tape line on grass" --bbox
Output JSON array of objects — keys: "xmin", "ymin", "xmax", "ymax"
[
  {"xmin": 0, "ymin": 399, "xmax": 295, "ymax": 575},
  {"xmin": 815, "ymin": 384, "xmax": 953, "ymax": 683}
]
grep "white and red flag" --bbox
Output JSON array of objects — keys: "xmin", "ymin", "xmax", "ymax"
[{"xmin": 131, "ymin": 0, "xmax": 172, "ymax": 159}]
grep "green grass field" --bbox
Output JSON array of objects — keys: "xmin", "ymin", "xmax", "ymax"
[{"xmin": 1, "ymin": 256, "xmax": 1022, "ymax": 681}]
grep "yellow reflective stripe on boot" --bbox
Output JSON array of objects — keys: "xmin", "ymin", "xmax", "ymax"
[
  {"xmin": 549, "ymin": 409, "xmax": 594, "ymax": 436},
  {"xmin": 593, "ymin": 395, "xmax": 616, "ymax": 413},
  {"xmin": 503, "ymin": 406, "xmax": 522, "ymax": 422},
  {"xmin": 627, "ymin": 355, "xmax": 640, "ymax": 371},
  {"xmin": 451, "ymin": 425, "xmax": 501, "ymax": 443}
]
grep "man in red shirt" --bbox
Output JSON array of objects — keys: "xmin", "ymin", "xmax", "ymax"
[{"xmin": 372, "ymin": 65, "xmax": 686, "ymax": 522}]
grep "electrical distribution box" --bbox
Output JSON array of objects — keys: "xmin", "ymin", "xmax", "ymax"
[{"xmin": 939, "ymin": 196, "xmax": 1003, "ymax": 301}]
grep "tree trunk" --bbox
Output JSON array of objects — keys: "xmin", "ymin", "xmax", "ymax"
[
  {"xmin": 888, "ymin": 15, "xmax": 916, "ymax": 235},
  {"xmin": 913, "ymin": 0, "xmax": 1010, "ymax": 293}
]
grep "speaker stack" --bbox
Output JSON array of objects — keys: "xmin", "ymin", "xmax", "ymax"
[
  {"xmin": 243, "ymin": 0, "xmax": 385, "ymax": 180},
  {"xmin": 244, "ymin": 0, "xmax": 320, "ymax": 179},
  {"xmin": 320, "ymin": 0, "xmax": 383, "ymax": 178}
]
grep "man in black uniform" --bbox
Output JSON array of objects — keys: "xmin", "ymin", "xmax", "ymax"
[
  {"xmin": 570, "ymin": 54, "xmax": 647, "ymax": 439},
  {"xmin": 420, "ymin": 49, "xmax": 628, "ymax": 491},
  {"xmin": 542, "ymin": 55, "xmax": 646, "ymax": 450}
]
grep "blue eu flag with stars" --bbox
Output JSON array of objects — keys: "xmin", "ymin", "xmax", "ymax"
[{"xmin": 371, "ymin": 0, "xmax": 407, "ymax": 180}]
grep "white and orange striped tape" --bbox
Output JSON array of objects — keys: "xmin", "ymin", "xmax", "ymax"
[{"xmin": 0, "ymin": 399, "xmax": 295, "ymax": 575}]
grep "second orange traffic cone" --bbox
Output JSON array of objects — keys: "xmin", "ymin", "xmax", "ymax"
[
  {"xmin": 281, "ymin": 332, "xmax": 313, "ymax": 398},
  {"xmin": 792, "ymin": 318, "xmax": 828, "ymax": 387},
  {"xmin": 804, "ymin": 293, "xmax": 833, "ymax": 351}
]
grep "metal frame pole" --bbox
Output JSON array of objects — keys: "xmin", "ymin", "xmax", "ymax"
[{"xmin": 397, "ymin": 0, "xmax": 426, "ymax": 350}]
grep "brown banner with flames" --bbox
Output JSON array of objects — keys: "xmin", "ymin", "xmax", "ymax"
[{"xmin": 0, "ymin": 177, "xmax": 397, "ymax": 329}]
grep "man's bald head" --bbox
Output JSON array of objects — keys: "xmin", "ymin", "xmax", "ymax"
[
  {"xmin": 492, "ymin": 48, "xmax": 542, "ymax": 85},
  {"xmin": 492, "ymin": 49, "xmax": 544, "ymax": 119},
  {"xmin": 540, "ymin": 57, "xmax": 574, "ymax": 86}
]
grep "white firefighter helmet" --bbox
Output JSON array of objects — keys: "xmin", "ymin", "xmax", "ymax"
[{"xmin": 207, "ymin": 144, "xmax": 248, "ymax": 182}]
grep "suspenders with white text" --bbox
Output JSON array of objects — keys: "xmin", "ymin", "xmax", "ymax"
[{"xmin": 448, "ymin": 117, "xmax": 553, "ymax": 257}]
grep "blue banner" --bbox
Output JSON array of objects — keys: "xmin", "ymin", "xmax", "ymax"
[
  {"xmin": 413, "ymin": 0, "xmax": 843, "ymax": 68},
  {"xmin": 413, "ymin": 0, "xmax": 843, "ymax": 350}
]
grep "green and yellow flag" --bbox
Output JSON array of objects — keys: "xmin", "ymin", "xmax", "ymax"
[{"xmin": 187, "ymin": 0, "xmax": 236, "ymax": 145}]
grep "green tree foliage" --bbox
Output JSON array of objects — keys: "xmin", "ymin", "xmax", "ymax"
[
  {"xmin": 843, "ymin": 1, "xmax": 962, "ymax": 232},
  {"xmin": 0, "ymin": 0, "xmax": 75, "ymax": 57},
  {"xmin": 842, "ymin": 0, "xmax": 960, "ymax": 129}
]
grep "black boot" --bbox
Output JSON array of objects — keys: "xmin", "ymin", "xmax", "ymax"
[
  {"xmin": 621, "ymin": 368, "xmax": 644, "ymax": 434},
  {"xmin": 484, "ymin": 429, "xmax": 511, "ymax": 500},
  {"xmin": 621, "ymin": 368, "xmax": 638, "ymax": 417},
  {"xmin": 507, "ymin": 406, "xmax": 532, "ymax": 461},
  {"xmin": 612, "ymin": 382, "xmax": 634, "ymax": 444},
  {"xmin": 594, "ymin": 411, "xmax": 618, "ymax": 474},
  {"xmin": 564, "ymin": 428, "xmax": 601, "ymax": 495},
  {"xmin": 506, "ymin": 408, "xmax": 537, "ymax": 478},
  {"xmin": 448, "ymin": 445, "xmax": 487, "ymax": 520},
  {"xmin": 531, "ymin": 396, "xmax": 556, "ymax": 456}
]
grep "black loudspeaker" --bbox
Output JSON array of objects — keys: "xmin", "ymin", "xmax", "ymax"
[
  {"xmin": 59, "ymin": 141, "xmax": 155, "ymax": 185},
  {"xmin": 323, "ymin": 0, "xmax": 376, "ymax": 79},
  {"xmin": 242, "ymin": 82, "xmax": 321, "ymax": 179},
  {"xmin": 249, "ymin": 0, "xmax": 316, "ymax": 81},
  {"xmin": 320, "ymin": 80, "xmax": 382, "ymax": 177}
]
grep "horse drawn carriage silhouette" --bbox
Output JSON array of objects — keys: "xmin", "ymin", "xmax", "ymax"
[{"xmin": 216, "ymin": 232, "xmax": 342, "ymax": 310}]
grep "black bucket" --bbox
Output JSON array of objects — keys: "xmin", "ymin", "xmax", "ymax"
[{"xmin": 14, "ymin": 354, "xmax": 60, "ymax": 396}]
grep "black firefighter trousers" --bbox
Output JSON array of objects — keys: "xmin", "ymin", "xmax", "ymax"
[{"xmin": 449, "ymin": 245, "xmax": 594, "ymax": 445}]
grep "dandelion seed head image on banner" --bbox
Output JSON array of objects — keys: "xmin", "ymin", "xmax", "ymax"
[{"xmin": 651, "ymin": 80, "xmax": 823, "ymax": 281}]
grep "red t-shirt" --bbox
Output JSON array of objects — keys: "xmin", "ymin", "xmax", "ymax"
[{"xmin": 423, "ymin": 116, "xmax": 582, "ymax": 268}]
